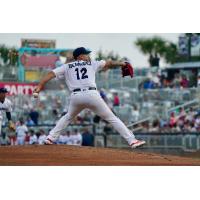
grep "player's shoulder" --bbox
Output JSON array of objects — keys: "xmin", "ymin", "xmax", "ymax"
[
  {"xmin": 5, "ymin": 98, "xmax": 12, "ymax": 105},
  {"xmin": 59, "ymin": 63, "xmax": 68, "ymax": 68}
]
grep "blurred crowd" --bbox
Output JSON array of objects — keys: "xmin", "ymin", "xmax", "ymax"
[
  {"xmin": 0, "ymin": 123, "xmax": 94, "ymax": 146},
  {"xmin": 1, "ymin": 84, "xmax": 200, "ymax": 147},
  {"xmin": 139, "ymin": 71, "xmax": 197, "ymax": 90},
  {"xmin": 135, "ymin": 107, "xmax": 200, "ymax": 133}
]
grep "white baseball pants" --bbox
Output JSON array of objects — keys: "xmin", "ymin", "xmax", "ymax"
[
  {"xmin": 17, "ymin": 136, "xmax": 25, "ymax": 145},
  {"xmin": 48, "ymin": 90, "xmax": 136, "ymax": 145}
]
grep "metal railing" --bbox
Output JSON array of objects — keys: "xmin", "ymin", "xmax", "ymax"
[
  {"xmin": 167, "ymin": 99, "xmax": 200, "ymax": 116},
  {"xmin": 127, "ymin": 117, "xmax": 151, "ymax": 129},
  {"xmin": 0, "ymin": 66, "xmax": 18, "ymax": 81},
  {"xmin": 103, "ymin": 133, "xmax": 200, "ymax": 153}
]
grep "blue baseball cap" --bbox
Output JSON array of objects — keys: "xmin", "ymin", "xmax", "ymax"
[
  {"xmin": 73, "ymin": 47, "xmax": 91, "ymax": 59},
  {"xmin": 0, "ymin": 87, "xmax": 8, "ymax": 93}
]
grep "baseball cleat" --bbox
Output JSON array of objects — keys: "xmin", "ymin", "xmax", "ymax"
[
  {"xmin": 130, "ymin": 139, "xmax": 146, "ymax": 148},
  {"xmin": 44, "ymin": 138, "xmax": 54, "ymax": 145}
]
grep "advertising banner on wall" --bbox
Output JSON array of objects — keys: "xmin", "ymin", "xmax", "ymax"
[{"xmin": 0, "ymin": 82, "xmax": 37, "ymax": 95}]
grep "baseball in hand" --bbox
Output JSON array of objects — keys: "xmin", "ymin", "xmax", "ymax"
[{"xmin": 33, "ymin": 92, "xmax": 39, "ymax": 98}]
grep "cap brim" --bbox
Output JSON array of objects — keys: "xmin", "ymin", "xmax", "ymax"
[{"xmin": 85, "ymin": 50, "xmax": 92, "ymax": 54}]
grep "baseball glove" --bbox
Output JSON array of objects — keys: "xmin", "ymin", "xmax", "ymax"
[
  {"xmin": 121, "ymin": 62, "xmax": 134, "ymax": 78},
  {"xmin": 8, "ymin": 121, "xmax": 16, "ymax": 132}
]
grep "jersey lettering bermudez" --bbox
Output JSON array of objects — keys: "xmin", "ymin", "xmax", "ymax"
[{"xmin": 53, "ymin": 60, "xmax": 106, "ymax": 91}]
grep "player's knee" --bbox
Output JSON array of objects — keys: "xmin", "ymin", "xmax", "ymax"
[{"xmin": 62, "ymin": 113, "xmax": 74, "ymax": 122}]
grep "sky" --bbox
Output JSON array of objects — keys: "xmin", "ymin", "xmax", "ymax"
[{"xmin": 0, "ymin": 33, "xmax": 180, "ymax": 67}]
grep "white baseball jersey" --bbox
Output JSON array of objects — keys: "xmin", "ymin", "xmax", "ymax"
[
  {"xmin": 58, "ymin": 134, "xmax": 71, "ymax": 144},
  {"xmin": 29, "ymin": 134, "xmax": 38, "ymax": 144},
  {"xmin": 53, "ymin": 60, "xmax": 106, "ymax": 91},
  {"xmin": 0, "ymin": 98, "xmax": 12, "ymax": 120},
  {"xmin": 16, "ymin": 125, "xmax": 28, "ymax": 137},
  {"xmin": 70, "ymin": 133, "xmax": 82, "ymax": 146},
  {"xmin": 38, "ymin": 134, "xmax": 47, "ymax": 145}
]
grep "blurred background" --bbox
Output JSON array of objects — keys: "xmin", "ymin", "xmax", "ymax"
[{"xmin": 1, "ymin": 33, "xmax": 200, "ymax": 157}]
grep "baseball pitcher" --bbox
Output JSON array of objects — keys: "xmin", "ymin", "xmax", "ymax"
[{"xmin": 33, "ymin": 47, "xmax": 145, "ymax": 148}]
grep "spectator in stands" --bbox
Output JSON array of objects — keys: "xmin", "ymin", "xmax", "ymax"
[
  {"xmin": 99, "ymin": 88, "xmax": 108, "ymax": 103},
  {"xmin": 194, "ymin": 115, "xmax": 200, "ymax": 130},
  {"xmin": 160, "ymin": 123, "xmax": 170, "ymax": 133},
  {"xmin": 180, "ymin": 75, "xmax": 189, "ymax": 88},
  {"xmin": 24, "ymin": 132, "xmax": 30, "ymax": 145},
  {"xmin": 169, "ymin": 112, "xmax": 177, "ymax": 128},
  {"xmin": 0, "ymin": 132, "xmax": 10, "ymax": 146},
  {"xmin": 183, "ymin": 120, "xmax": 191, "ymax": 132},
  {"xmin": 22, "ymin": 101, "xmax": 33, "ymax": 114},
  {"xmin": 159, "ymin": 73, "xmax": 166, "ymax": 88},
  {"xmin": 141, "ymin": 122, "xmax": 149, "ymax": 132},
  {"xmin": 7, "ymin": 128, "xmax": 16, "ymax": 146},
  {"xmin": 172, "ymin": 73, "xmax": 181, "ymax": 88},
  {"xmin": 153, "ymin": 75, "xmax": 161, "ymax": 88},
  {"xmin": 65, "ymin": 131, "xmax": 73, "ymax": 145},
  {"xmin": 171, "ymin": 123, "xmax": 181, "ymax": 133},
  {"xmin": 29, "ymin": 109, "xmax": 39, "ymax": 125},
  {"xmin": 163, "ymin": 78, "xmax": 171, "ymax": 88},
  {"xmin": 38, "ymin": 129, "xmax": 47, "ymax": 145},
  {"xmin": 16, "ymin": 118, "xmax": 28, "ymax": 145},
  {"xmin": 178, "ymin": 107, "xmax": 186, "ymax": 119},
  {"xmin": 71, "ymin": 129, "xmax": 82, "ymax": 146},
  {"xmin": 82, "ymin": 110, "xmax": 93, "ymax": 124},
  {"xmin": 131, "ymin": 105, "xmax": 139, "ymax": 122},
  {"xmin": 159, "ymin": 118, "xmax": 168, "ymax": 129},
  {"xmin": 29, "ymin": 129, "xmax": 38, "ymax": 145},
  {"xmin": 188, "ymin": 70, "xmax": 197, "ymax": 87},
  {"xmin": 143, "ymin": 78, "xmax": 154, "ymax": 89},
  {"xmin": 186, "ymin": 107, "xmax": 196, "ymax": 122},
  {"xmin": 81, "ymin": 128, "xmax": 94, "ymax": 146},
  {"xmin": 58, "ymin": 131, "xmax": 70, "ymax": 144},
  {"xmin": 25, "ymin": 117, "xmax": 35, "ymax": 126},
  {"xmin": 113, "ymin": 93, "xmax": 120, "ymax": 107},
  {"xmin": 189, "ymin": 122, "xmax": 197, "ymax": 132},
  {"xmin": 149, "ymin": 119, "xmax": 160, "ymax": 132},
  {"xmin": 197, "ymin": 75, "xmax": 200, "ymax": 87},
  {"xmin": 176, "ymin": 117, "xmax": 185, "ymax": 130}
]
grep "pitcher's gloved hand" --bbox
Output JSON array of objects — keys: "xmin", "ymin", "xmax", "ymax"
[{"xmin": 121, "ymin": 62, "xmax": 134, "ymax": 78}]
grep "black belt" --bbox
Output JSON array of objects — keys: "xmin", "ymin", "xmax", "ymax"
[{"xmin": 73, "ymin": 87, "xmax": 96, "ymax": 92}]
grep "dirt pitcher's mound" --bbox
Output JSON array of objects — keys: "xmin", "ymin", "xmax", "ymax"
[{"xmin": 0, "ymin": 145, "xmax": 200, "ymax": 166}]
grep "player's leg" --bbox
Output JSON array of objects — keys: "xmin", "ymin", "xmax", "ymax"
[
  {"xmin": 17, "ymin": 137, "xmax": 24, "ymax": 145},
  {"xmin": 87, "ymin": 93, "xmax": 145, "ymax": 147},
  {"xmin": 46, "ymin": 96, "xmax": 84, "ymax": 143}
]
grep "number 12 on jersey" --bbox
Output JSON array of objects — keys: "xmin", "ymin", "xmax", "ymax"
[{"xmin": 75, "ymin": 68, "xmax": 88, "ymax": 80}]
